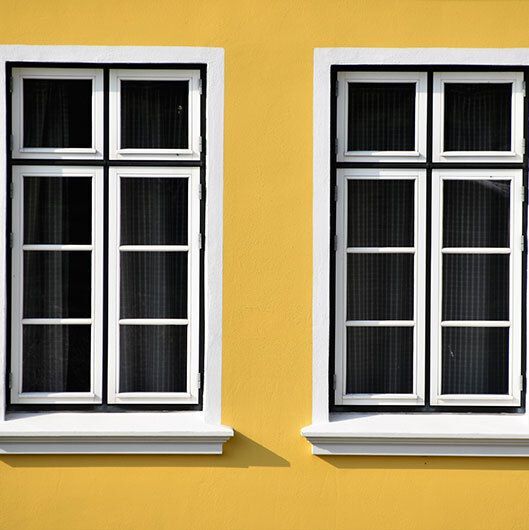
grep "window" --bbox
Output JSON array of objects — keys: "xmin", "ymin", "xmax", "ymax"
[
  {"xmin": 334, "ymin": 168, "xmax": 426, "ymax": 406},
  {"xmin": 433, "ymin": 72, "xmax": 524, "ymax": 162},
  {"xmin": 334, "ymin": 70, "xmax": 523, "ymax": 411},
  {"xmin": 11, "ymin": 68, "xmax": 104, "ymax": 159},
  {"xmin": 109, "ymin": 69, "xmax": 201, "ymax": 160},
  {"xmin": 304, "ymin": 49, "xmax": 529, "ymax": 457},
  {"xmin": 336, "ymin": 71, "xmax": 427, "ymax": 162},
  {"xmin": 9, "ymin": 66, "xmax": 203, "ymax": 409},
  {"xmin": 0, "ymin": 47, "xmax": 230, "ymax": 454}
]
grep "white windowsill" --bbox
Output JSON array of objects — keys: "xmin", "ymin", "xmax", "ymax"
[
  {"xmin": 302, "ymin": 413, "xmax": 529, "ymax": 456},
  {"xmin": 0, "ymin": 412, "xmax": 234, "ymax": 454}
]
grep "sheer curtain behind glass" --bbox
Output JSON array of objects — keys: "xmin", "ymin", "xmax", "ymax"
[
  {"xmin": 120, "ymin": 81, "xmax": 189, "ymax": 149},
  {"xmin": 345, "ymin": 178, "xmax": 416, "ymax": 395},
  {"xmin": 347, "ymin": 83, "xmax": 416, "ymax": 151},
  {"xmin": 23, "ymin": 79, "xmax": 92, "ymax": 148},
  {"xmin": 441, "ymin": 179, "xmax": 511, "ymax": 395},
  {"xmin": 22, "ymin": 176, "xmax": 92, "ymax": 392},
  {"xmin": 119, "ymin": 176, "xmax": 189, "ymax": 393}
]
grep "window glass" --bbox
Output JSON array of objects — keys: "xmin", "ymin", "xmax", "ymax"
[
  {"xmin": 441, "ymin": 327, "xmax": 509, "ymax": 394},
  {"xmin": 444, "ymin": 83, "xmax": 512, "ymax": 152},
  {"xmin": 120, "ymin": 252, "xmax": 188, "ymax": 319},
  {"xmin": 442, "ymin": 254, "xmax": 509, "ymax": 321},
  {"xmin": 119, "ymin": 325, "xmax": 187, "ymax": 392},
  {"xmin": 346, "ymin": 327, "xmax": 413, "ymax": 394},
  {"xmin": 347, "ymin": 179, "xmax": 414, "ymax": 247},
  {"xmin": 22, "ymin": 325, "xmax": 91, "ymax": 392},
  {"xmin": 23, "ymin": 251, "xmax": 91, "ymax": 318},
  {"xmin": 120, "ymin": 80, "xmax": 189, "ymax": 149},
  {"xmin": 348, "ymin": 82, "xmax": 416, "ymax": 151},
  {"xmin": 443, "ymin": 180, "xmax": 510, "ymax": 248},
  {"xmin": 23, "ymin": 79, "xmax": 92, "ymax": 148},
  {"xmin": 121, "ymin": 177, "xmax": 188, "ymax": 245},
  {"xmin": 24, "ymin": 177, "xmax": 92, "ymax": 245},
  {"xmin": 347, "ymin": 253, "xmax": 414, "ymax": 321}
]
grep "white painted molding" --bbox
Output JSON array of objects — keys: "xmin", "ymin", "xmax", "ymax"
[
  {"xmin": 307, "ymin": 48, "xmax": 529, "ymax": 456},
  {"xmin": 302, "ymin": 432, "xmax": 529, "ymax": 457},
  {"xmin": 0, "ymin": 412, "xmax": 233, "ymax": 454},
  {"xmin": 0, "ymin": 45, "xmax": 228, "ymax": 453}
]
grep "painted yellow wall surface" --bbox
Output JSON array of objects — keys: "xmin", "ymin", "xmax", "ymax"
[{"xmin": 3, "ymin": 1, "xmax": 529, "ymax": 529}]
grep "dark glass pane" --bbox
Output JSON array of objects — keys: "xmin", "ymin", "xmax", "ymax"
[
  {"xmin": 347, "ymin": 254, "xmax": 414, "ymax": 320},
  {"xmin": 443, "ymin": 180, "xmax": 510, "ymax": 248},
  {"xmin": 23, "ymin": 79, "xmax": 92, "ymax": 148},
  {"xmin": 120, "ymin": 252, "xmax": 187, "ymax": 319},
  {"xmin": 119, "ymin": 325, "xmax": 187, "ymax": 392},
  {"xmin": 442, "ymin": 254, "xmax": 509, "ymax": 321},
  {"xmin": 442, "ymin": 327, "xmax": 509, "ymax": 394},
  {"xmin": 347, "ymin": 82, "xmax": 415, "ymax": 151},
  {"xmin": 347, "ymin": 179, "xmax": 414, "ymax": 247},
  {"xmin": 24, "ymin": 251, "xmax": 91, "ymax": 318},
  {"xmin": 121, "ymin": 177, "xmax": 188, "ymax": 245},
  {"xmin": 120, "ymin": 80, "xmax": 189, "ymax": 149},
  {"xmin": 24, "ymin": 177, "xmax": 92, "ymax": 245},
  {"xmin": 346, "ymin": 327, "xmax": 413, "ymax": 394},
  {"xmin": 444, "ymin": 83, "xmax": 512, "ymax": 152},
  {"xmin": 22, "ymin": 325, "xmax": 91, "ymax": 392}
]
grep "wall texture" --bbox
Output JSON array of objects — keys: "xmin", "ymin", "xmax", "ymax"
[{"xmin": 2, "ymin": 1, "xmax": 529, "ymax": 529}]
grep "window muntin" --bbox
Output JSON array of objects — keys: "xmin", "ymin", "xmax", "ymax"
[
  {"xmin": 430, "ymin": 170, "xmax": 523, "ymax": 407},
  {"xmin": 335, "ymin": 169, "xmax": 426, "ymax": 406},
  {"xmin": 336, "ymin": 71, "xmax": 427, "ymax": 162},
  {"xmin": 433, "ymin": 72, "xmax": 524, "ymax": 162},
  {"xmin": 11, "ymin": 68, "xmax": 104, "ymax": 159},
  {"xmin": 109, "ymin": 69, "xmax": 201, "ymax": 161},
  {"xmin": 107, "ymin": 167, "xmax": 200, "ymax": 404},
  {"xmin": 11, "ymin": 166, "xmax": 104, "ymax": 404}
]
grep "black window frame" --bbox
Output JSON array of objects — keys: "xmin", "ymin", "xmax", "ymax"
[
  {"xmin": 5, "ymin": 61, "xmax": 208, "ymax": 412},
  {"xmin": 330, "ymin": 64, "xmax": 528, "ymax": 414}
]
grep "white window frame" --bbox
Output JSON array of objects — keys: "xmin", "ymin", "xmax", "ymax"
[
  {"xmin": 335, "ymin": 168, "xmax": 426, "ymax": 406},
  {"xmin": 107, "ymin": 166, "xmax": 201, "ymax": 405},
  {"xmin": 109, "ymin": 69, "xmax": 201, "ymax": 161},
  {"xmin": 304, "ymin": 48, "xmax": 529, "ymax": 457},
  {"xmin": 336, "ymin": 71, "xmax": 427, "ymax": 163},
  {"xmin": 430, "ymin": 169, "xmax": 523, "ymax": 407},
  {"xmin": 433, "ymin": 71, "xmax": 525, "ymax": 163},
  {"xmin": 0, "ymin": 46, "xmax": 232, "ymax": 454},
  {"xmin": 11, "ymin": 68, "xmax": 104, "ymax": 160},
  {"xmin": 11, "ymin": 165, "xmax": 104, "ymax": 404}
]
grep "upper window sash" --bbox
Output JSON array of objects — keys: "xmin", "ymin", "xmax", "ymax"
[
  {"xmin": 11, "ymin": 68, "xmax": 104, "ymax": 160},
  {"xmin": 433, "ymin": 71, "xmax": 525, "ymax": 163},
  {"xmin": 109, "ymin": 69, "xmax": 202, "ymax": 161},
  {"xmin": 334, "ymin": 168, "xmax": 426, "ymax": 406},
  {"xmin": 430, "ymin": 169, "xmax": 523, "ymax": 407},
  {"xmin": 10, "ymin": 165, "xmax": 104, "ymax": 404},
  {"xmin": 336, "ymin": 71, "xmax": 428, "ymax": 163},
  {"xmin": 107, "ymin": 166, "xmax": 201, "ymax": 405}
]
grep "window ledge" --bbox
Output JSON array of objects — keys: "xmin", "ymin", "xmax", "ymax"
[
  {"xmin": 302, "ymin": 413, "xmax": 529, "ymax": 457},
  {"xmin": 0, "ymin": 412, "xmax": 234, "ymax": 454}
]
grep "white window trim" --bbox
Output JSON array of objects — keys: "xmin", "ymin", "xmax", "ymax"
[
  {"xmin": 433, "ymin": 71, "xmax": 524, "ymax": 163},
  {"xmin": 335, "ymin": 168, "xmax": 426, "ymax": 406},
  {"xmin": 304, "ymin": 48, "xmax": 529, "ymax": 457},
  {"xmin": 12, "ymin": 67, "xmax": 104, "ymax": 160},
  {"xmin": 11, "ymin": 165, "xmax": 104, "ymax": 404},
  {"xmin": 337, "ymin": 71, "xmax": 427, "ymax": 162},
  {"xmin": 430, "ymin": 169, "xmax": 523, "ymax": 407},
  {"xmin": 109, "ymin": 69, "xmax": 201, "ymax": 161},
  {"xmin": 0, "ymin": 45, "xmax": 232, "ymax": 454},
  {"xmin": 108, "ymin": 166, "xmax": 200, "ymax": 405}
]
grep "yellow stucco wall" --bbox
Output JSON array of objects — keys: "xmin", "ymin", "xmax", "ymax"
[{"xmin": 3, "ymin": 1, "xmax": 529, "ymax": 529}]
